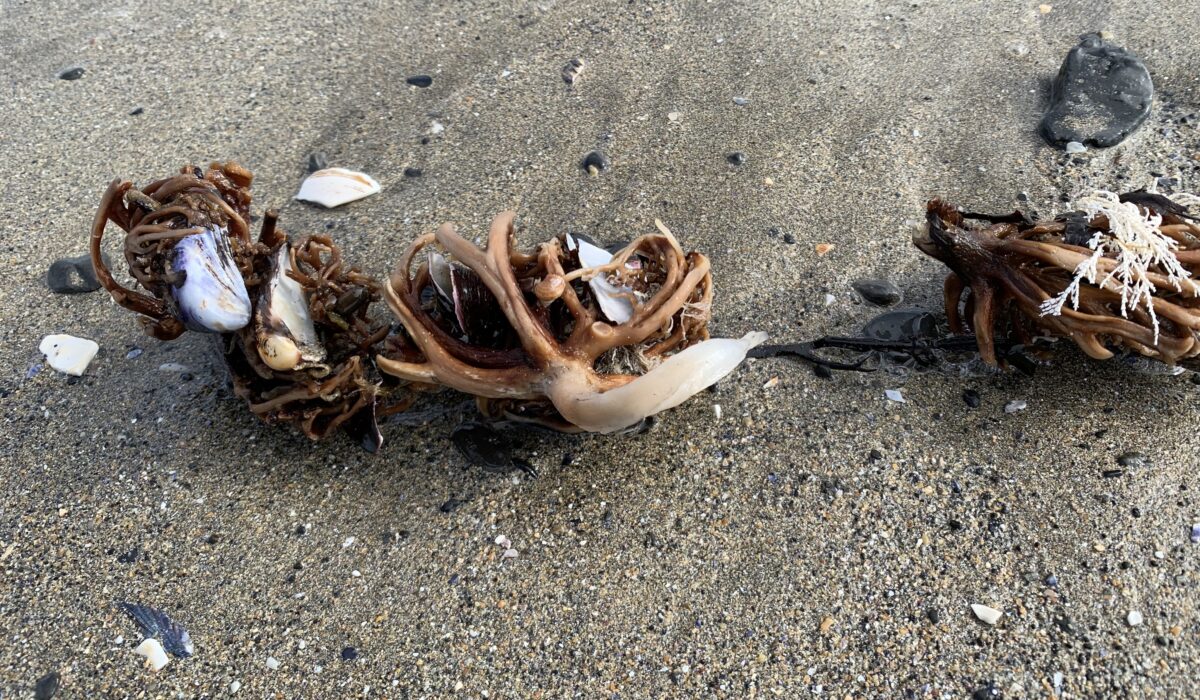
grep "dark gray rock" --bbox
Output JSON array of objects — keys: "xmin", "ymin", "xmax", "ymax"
[
  {"xmin": 47, "ymin": 254, "xmax": 103, "ymax": 294},
  {"xmin": 57, "ymin": 66, "xmax": 84, "ymax": 80},
  {"xmin": 1040, "ymin": 33, "xmax": 1153, "ymax": 148},
  {"xmin": 581, "ymin": 151, "xmax": 611, "ymax": 174},
  {"xmin": 852, "ymin": 278, "xmax": 902, "ymax": 306},
  {"xmin": 862, "ymin": 308, "xmax": 936, "ymax": 341},
  {"xmin": 406, "ymin": 75, "xmax": 433, "ymax": 88},
  {"xmin": 306, "ymin": 152, "xmax": 328, "ymax": 173}
]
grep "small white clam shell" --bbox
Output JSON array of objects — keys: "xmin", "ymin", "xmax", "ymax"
[
  {"xmin": 971, "ymin": 603, "xmax": 1002, "ymax": 626},
  {"xmin": 39, "ymin": 334, "xmax": 99, "ymax": 376},
  {"xmin": 294, "ymin": 168, "xmax": 380, "ymax": 208},
  {"xmin": 135, "ymin": 638, "xmax": 170, "ymax": 671},
  {"xmin": 566, "ymin": 233, "xmax": 636, "ymax": 324}
]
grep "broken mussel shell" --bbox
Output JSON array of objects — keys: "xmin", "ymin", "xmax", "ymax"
[
  {"xmin": 255, "ymin": 244, "xmax": 328, "ymax": 373},
  {"xmin": 169, "ymin": 224, "xmax": 253, "ymax": 333}
]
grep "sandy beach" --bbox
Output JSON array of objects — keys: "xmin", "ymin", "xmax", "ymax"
[{"xmin": 2, "ymin": 0, "xmax": 1199, "ymax": 696}]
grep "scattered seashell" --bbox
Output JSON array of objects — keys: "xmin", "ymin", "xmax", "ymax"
[
  {"xmin": 495, "ymin": 535, "xmax": 512, "ymax": 549},
  {"xmin": 230, "ymin": 680, "xmax": 242, "ymax": 693},
  {"xmin": 255, "ymin": 245, "xmax": 327, "ymax": 373},
  {"xmin": 1004, "ymin": 399, "xmax": 1027, "ymax": 414},
  {"xmin": 815, "ymin": 243, "xmax": 834, "ymax": 256},
  {"xmin": 119, "ymin": 603, "xmax": 194, "ymax": 657},
  {"xmin": 135, "ymin": 638, "xmax": 170, "ymax": 671},
  {"xmin": 885, "ymin": 389, "xmax": 905, "ymax": 403},
  {"xmin": 732, "ymin": 96, "xmax": 750, "ymax": 106},
  {"xmin": 501, "ymin": 548, "xmax": 518, "ymax": 559},
  {"xmin": 561, "ymin": 57, "xmax": 585, "ymax": 84},
  {"xmin": 566, "ymin": 234, "xmax": 635, "ymax": 323},
  {"xmin": 294, "ymin": 168, "xmax": 381, "ymax": 208},
  {"xmin": 762, "ymin": 376, "xmax": 780, "ymax": 390},
  {"xmin": 39, "ymin": 334, "xmax": 98, "ymax": 376},
  {"xmin": 667, "ymin": 111, "xmax": 682, "ymax": 122},
  {"xmin": 266, "ymin": 656, "xmax": 281, "ymax": 670},
  {"xmin": 158, "ymin": 362, "xmax": 189, "ymax": 373},
  {"xmin": 1127, "ymin": 610, "xmax": 1144, "ymax": 626},
  {"xmin": 170, "ymin": 225, "xmax": 253, "ymax": 332},
  {"xmin": 1065, "ymin": 141, "xmax": 1087, "ymax": 154},
  {"xmin": 34, "ymin": 671, "xmax": 59, "ymax": 700},
  {"xmin": 971, "ymin": 603, "xmax": 1003, "ymax": 625}
]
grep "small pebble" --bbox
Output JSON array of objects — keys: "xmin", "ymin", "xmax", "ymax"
[
  {"xmin": 1045, "ymin": 574, "xmax": 1058, "ymax": 587},
  {"xmin": 852, "ymin": 279, "xmax": 902, "ymax": 306},
  {"xmin": 1191, "ymin": 523, "xmax": 1200, "ymax": 544},
  {"xmin": 581, "ymin": 151, "xmax": 611, "ymax": 175},
  {"xmin": 406, "ymin": 75, "xmax": 433, "ymax": 88},
  {"xmin": 732, "ymin": 96, "xmax": 750, "ymax": 106},
  {"xmin": 1004, "ymin": 400, "xmax": 1027, "ymax": 414},
  {"xmin": 667, "ymin": 111, "xmax": 682, "ymax": 122},
  {"xmin": 1127, "ymin": 610, "xmax": 1144, "ymax": 626},
  {"xmin": 1116, "ymin": 451, "xmax": 1149, "ymax": 468},
  {"xmin": 815, "ymin": 243, "xmax": 834, "ymax": 256},
  {"xmin": 963, "ymin": 389, "xmax": 981, "ymax": 408},
  {"xmin": 266, "ymin": 656, "xmax": 280, "ymax": 670},
  {"xmin": 1065, "ymin": 141, "xmax": 1087, "ymax": 154},
  {"xmin": 57, "ymin": 66, "xmax": 85, "ymax": 80},
  {"xmin": 561, "ymin": 58, "xmax": 585, "ymax": 84},
  {"xmin": 129, "ymin": 107, "xmax": 144, "ymax": 116},
  {"xmin": 971, "ymin": 603, "xmax": 1002, "ymax": 626},
  {"xmin": 158, "ymin": 363, "xmax": 189, "ymax": 373},
  {"xmin": 341, "ymin": 646, "xmax": 358, "ymax": 661},
  {"xmin": 230, "ymin": 680, "xmax": 241, "ymax": 693},
  {"xmin": 726, "ymin": 151, "xmax": 746, "ymax": 166},
  {"xmin": 502, "ymin": 548, "xmax": 518, "ymax": 559},
  {"xmin": 47, "ymin": 254, "xmax": 103, "ymax": 294},
  {"xmin": 403, "ymin": 167, "xmax": 423, "ymax": 177},
  {"xmin": 495, "ymin": 534, "xmax": 512, "ymax": 549},
  {"xmin": 782, "ymin": 233, "xmax": 796, "ymax": 244}
]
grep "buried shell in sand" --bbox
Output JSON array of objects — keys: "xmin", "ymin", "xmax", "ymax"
[{"xmin": 90, "ymin": 161, "xmax": 763, "ymax": 447}]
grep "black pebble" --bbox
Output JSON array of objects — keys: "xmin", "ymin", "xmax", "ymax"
[
  {"xmin": 117, "ymin": 547, "xmax": 139, "ymax": 564},
  {"xmin": 868, "ymin": 449, "xmax": 883, "ymax": 462},
  {"xmin": 57, "ymin": 66, "xmax": 85, "ymax": 80},
  {"xmin": 971, "ymin": 683, "xmax": 1001, "ymax": 700},
  {"xmin": 813, "ymin": 364, "xmax": 832, "ymax": 379},
  {"xmin": 726, "ymin": 151, "xmax": 746, "ymax": 166},
  {"xmin": 852, "ymin": 278, "xmax": 902, "ymax": 307},
  {"xmin": 47, "ymin": 254, "xmax": 103, "ymax": 294},
  {"xmin": 926, "ymin": 608, "xmax": 940, "ymax": 624},
  {"xmin": 34, "ymin": 671, "xmax": 60, "ymax": 700},
  {"xmin": 307, "ymin": 152, "xmax": 328, "ymax": 173},
  {"xmin": 963, "ymin": 389, "xmax": 981, "ymax": 408},
  {"xmin": 341, "ymin": 646, "xmax": 358, "ymax": 660},
  {"xmin": 404, "ymin": 167, "xmax": 423, "ymax": 177},
  {"xmin": 1039, "ymin": 32, "xmax": 1153, "ymax": 148},
  {"xmin": 581, "ymin": 151, "xmax": 611, "ymax": 174},
  {"xmin": 406, "ymin": 75, "xmax": 434, "ymax": 88},
  {"xmin": 440, "ymin": 498, "xmax": 464, "ymax": 513},
  {"xmin": 782, "ymin": 233, "xmax": 796, "ymax": 244},
  {"xmin": 1102, "ymin": 468, "xmax": 1124, "ymax": 478},
  {"xmin": 129, "ymin": 107, "xmax": 144, "ymax": 116}
]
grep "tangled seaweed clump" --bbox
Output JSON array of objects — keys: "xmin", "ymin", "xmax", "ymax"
[
  {"xmin": 915, "ymin": 188, "xmax": 1200, "ymax": 366},
  {"xmin": 90, "ymin": 162, "xmax": 762, "ymax": 447}
]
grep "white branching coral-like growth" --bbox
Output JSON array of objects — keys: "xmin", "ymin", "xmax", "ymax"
[{"xmin": 1039, "ymin": 189, "xmax": 1199, "ymax": 343}]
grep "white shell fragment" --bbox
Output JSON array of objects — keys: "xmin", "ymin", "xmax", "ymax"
[
  {"xmin": 885, "ymin": 389, "xmax": 905, "ymax": 403},
  {"xmin": 547, "ymin": 331, "xmax": 767, "ymax": 433},
  {"xmin": 566, "ymin": 233, "xmax": 636, "ymax": 323},
  {"xmin": 971, "ymin": 603, "xmax": 1003, "ymax": 626},
  {"xmin": 135, "ymin": 638, "xmax": 170, "ymax": 671},
  {"xmin": 255, "ymin": 245, "xmax": 327, "ymax": 373},
  {"xmin": 170, "ymin": 225, "xmax": 253, "ymax": 333},
  {"xmin": 39, "ymin": 334, "xmax": 99, "ymax": 376},
  {"xmin": 1127, "ymin": 610, "xmax": 1144, "ymax": 626},
  {"xmin": 294, "ymin": 168, "xmax": 380, "ymax": 208}
]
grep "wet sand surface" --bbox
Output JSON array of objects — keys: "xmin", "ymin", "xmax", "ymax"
[{"xmin": 2, "ymin": 0, "xmax": 1199, "ymax": 697}]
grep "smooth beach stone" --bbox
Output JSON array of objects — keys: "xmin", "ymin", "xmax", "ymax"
[
  {"xmin": 852, "ymin": 278, "xmax": 902, "ymax": 307},
  {"xmin": 47, "ymin": 253, "xmax": 103, "ymax": 294},
  {"xmin": 1039, "ymin": 33, "xmax": 1153, "ymax": 148}
]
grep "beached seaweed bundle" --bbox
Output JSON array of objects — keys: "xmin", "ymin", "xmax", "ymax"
[
  {"xmin": 90, "ymin": 162, "xmax": 762, "ymax": 446},
  {"xmin": 915, "ymin": 189, "xmax": 1200, "ymax": 366}
]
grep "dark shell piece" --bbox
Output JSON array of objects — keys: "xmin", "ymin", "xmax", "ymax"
[
  {"xmin": 1119, "ymin": 189, "xmax": 1196, "ymax": 221},
  {"xmin": 451, "ymin": 421, "xmax": 515, "ymax": 473},
  {"xmin": 57, "ymin": 66, "xmax": 85, "ymax": 80},
  {"xmin": 307, "ymin": 152, "xmax": 329, "ymax": 173},
  {"xmin": 1058, "ymin": 212, "xmax": 1096, "ymax": 246},
  {"xmin": 581, "ymin": 151, "xmax": 611, "ymax": 174},
  {"xmin": 48, "ymin": 253, "xmax": 104, "ymax": 294},
  {"xmin": 119, "ymin": 602, "xmax": 194, "ymax": 658},
  {"xmin": 406, "ymin": 75, "xmax": 433, "ymax": 88},
  {"xmin": 451, "ymin": 266, "xmax": 509, "ymax": 345},
  {"xmin": 35, "ymin": 671, "xmax": 60, "ymax": 700},
  {"xmin": 1039, "ymin": 33, "xmax": 1153, "ymax": 148},
  {"xmin": 342, "ymin": 399, "xmax": 383, "ymax": 453}
]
